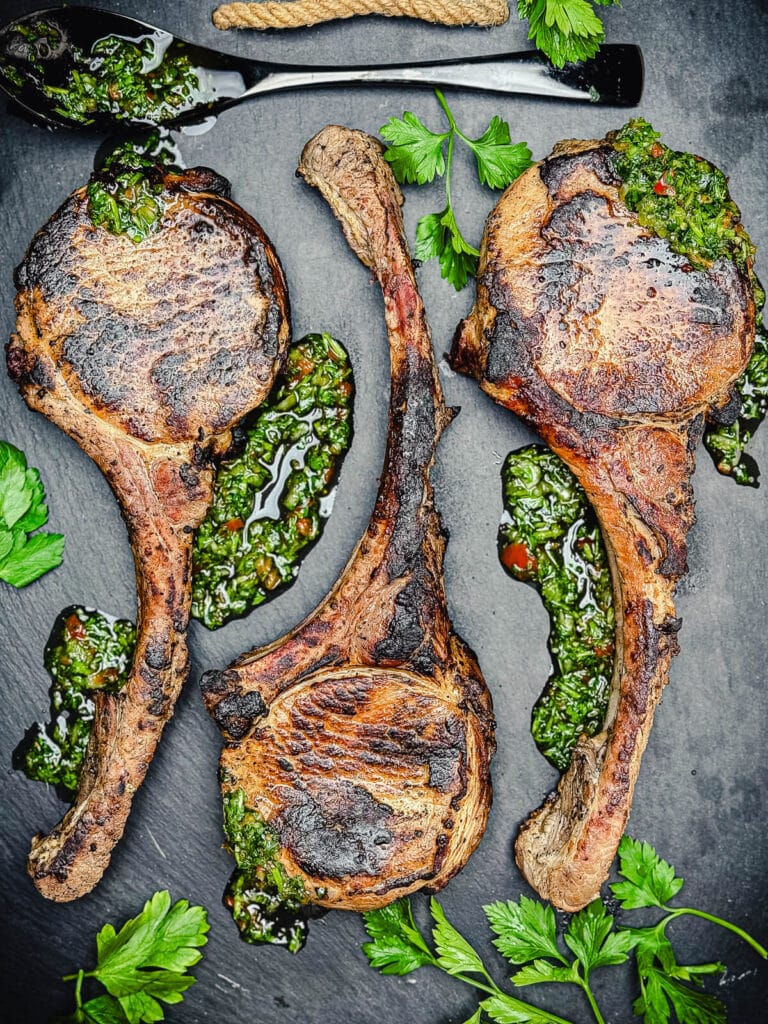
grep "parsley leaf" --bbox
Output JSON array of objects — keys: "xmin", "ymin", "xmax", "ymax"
[
  {"xmin": 564, "ymin": 899, "xmax": 633, "ymax": 973},
  {"xmin": 92, "ymin": 891, "xmax": 208, "ymax": 1024},
  {"xmin": 58, "ymin": 894, "xmax": 208, "ymax": 1024},
  {"xmin": 380, "ymin": 91, "xmax": 531, "ymax": 290},
  {"xmin": 414, "ymin": 208, "xmax": 479, "ymax": 291},
  {"xmin": 512, "ymin": 960, "xmax": 575, "ymax": 986},
  {"xmin": 634, "ymin": 964, "xmax": 726, "ymax": 1024},
  {"xmin": 480, "ymin": 992, "xmax": 555, "ymax": 1022},
  {"xmin": 362, "ymin": 900, "xmax": 436, "ymax": 975},
  {"xmin": 612, "ymin": 836, "xmax": 684, "ymax": 909},
  {"xmin": 80, "ymin": 995, "xmax": 131, "ymax": 1024},
  {"xmin": 380, "ymin": 111, "xmax": 448, "ymax": 184},
  {"xmin": 517, "ymin": 0, "xmax": 621, "ymax": 68},
  {"xmin": 0, "ymin": 439, "xmax": 64, "ymax": 587},
  {"xmin": 430, "ymin": 898, "xmax": 486, "ymax": 976},
  {"xmin": 466, "ymin": 118, "xmax": 534, "ymax": 189},
  {"xmin": 485, "ymin": 895, "xmax": 562, "ymax": 964}
]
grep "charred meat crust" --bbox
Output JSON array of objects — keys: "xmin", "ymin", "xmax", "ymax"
[
  {"xmin": 200, "ymin": 127, "xmax": 495, "ymax": 912},
  {"xmin": 451, "ymin": 138, "xmax": 754, "ymax": 911},
  {"xmin": 10, "ymin": 167, "xmax": 291, "ymax": 901}
]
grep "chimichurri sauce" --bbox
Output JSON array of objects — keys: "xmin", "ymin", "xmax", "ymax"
[
  {"xmin": 499, "ymin": 446, "xmax": 615, "ymax": 771},
  {"xmin": 609, "ymin": 118, "xmax": 767, "ymax": 486},
  {"xmin": 87, "ymin": 132, "xmax": 179, "ymax": 243},
  {"xmin": 222, "ymin": 788, "xmax": 315, "ymax": 953},
  {"xmin": 0, "ymin": 20, "xmax": 214, "ymax": 125},
  {"xmin": 16, "ymin": 606, "xmax": 135, "ymax": 798},
  {"xmin": 192, "ymin": 333, "xmax": 354, "ymax": 630}
]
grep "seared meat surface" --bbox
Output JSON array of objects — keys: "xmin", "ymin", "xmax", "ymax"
[
  {"xmin": 201, "ymin": 127, "xmax": 495, "ymax": 911},
  {"xmin": 9, "ymin": 167, "xmax": 290, "ymax": 901},
  {"xmin": 451, "ymin": 137, "xmax": 754, "ymax": 911}
]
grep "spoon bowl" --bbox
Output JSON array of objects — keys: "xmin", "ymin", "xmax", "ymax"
[{"xmin": 0, "ymin": 5, "xmax": 644, "ymax": 131}]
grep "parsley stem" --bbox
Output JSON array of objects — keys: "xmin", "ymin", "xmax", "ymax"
[
  {"xmin": 449, "ymin": 972, "xmax": 575, "ymax": 1024},
  {"xmin": 579, "ymin": 977, "xmax": 606, "ymax": 1024},
  {"xmin": 666, "ymin": 907, "xmax": 768, "ymax": 959},
  {"xmin": 434, "ymin": 88, "xmax": 457, "ymax": 135},
  {"xmin": 432, "ymin": 90, "xmax": 480, "ymax": 260}
]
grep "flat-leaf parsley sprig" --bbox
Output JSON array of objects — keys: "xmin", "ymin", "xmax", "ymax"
[
  {"xmin": 362, "ymin": 837, "xmax": 766, "ymax": 1024},
  {"xmin": 55, "ymin": 890, "xmax": 209, "ymax": 1023},
  {"xmin": 380, "ymin": 91, "xmax": 533, "ymax": 291},
  {"xmin": 517, "ymin": 1, "xmax": 622, "ymax": 69},
  {"xmin": 363, "ymin": 897, "xmax": 577, "ymax": 1024},
  {"xmin": 0, "ymin": 439, "xmax": 64, "ymax": 587},
  {"xmin": 611, "ymin": 837, "xmax": 767, "ymax": 1024}
]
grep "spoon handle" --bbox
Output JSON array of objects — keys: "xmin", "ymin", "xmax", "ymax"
[{"xmin": 241, "ymin": 45, "xmax": 643, "ymax": 107}]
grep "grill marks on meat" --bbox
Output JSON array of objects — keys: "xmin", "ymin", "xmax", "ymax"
[
  {"xmin": 201, "ymin": 127, "xmax": 494, "ymax": 910},
  {"xmin": 451, "ymin": 139, "xmax": 754, "ymax": 911},
  {"xmin": 8, "ymin": 168, "xmax": 290, "ymax": 901}
]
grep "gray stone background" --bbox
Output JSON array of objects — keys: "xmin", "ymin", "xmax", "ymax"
[{"xmin": 0, "ymin": 0, "xmax": 766, "ymax": 1020}]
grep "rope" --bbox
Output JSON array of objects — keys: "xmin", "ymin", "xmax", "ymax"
[{"xmin": 213, "ymin": 0, "xmax": 510, "ymax": 30}]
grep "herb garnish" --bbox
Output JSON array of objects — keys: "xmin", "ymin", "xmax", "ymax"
[
  {"xmin": 192, "ymin": 332, "xmax": 353, "ymax": 629},
  {"xmin": 0, "ymin": 439, "xmax": 64, "ymax": 588},
  {"xmin": 517, "ymin": 1, "xmax": 622, "ymax": 68},
  {"xmin": 609, "ymin": 118, "xmax": 768, "ymax": 486},
  {"xmin": 703, "ymin": 316, "xmax": 768, "ymax": 486},
  {"xmin": 222, "ymin": 788, "xmax": 311, "ymax": 953},
  {"xmin": 380, "ymin": 91, "xmax": 532, "ymax": 290},
  {"xmin": 19, "ymin": 606, "xmax": 135, "ymax": 797},
  {"xmin": 56, "ymin": 890, "xmax": 209, "ymax": 1023},
  {"xmin": 363, "ymin": 837, "xmax": 767, "ymax": 1024},
  {"xmin": 499, "ymin": 446, "xmax": 614, "ymax": 770}
]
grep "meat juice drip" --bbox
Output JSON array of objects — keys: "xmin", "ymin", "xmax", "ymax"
[
  {"xmin": 0, "ymin": 12, "xmax": 244, "ymax": 129},
  {"xmin": 498, "ymin": 446, "xmax": 614, "ymax": 771},
  {"xmin": 14, "ymin": 607, "xmax": 136, "ymax": 800}
]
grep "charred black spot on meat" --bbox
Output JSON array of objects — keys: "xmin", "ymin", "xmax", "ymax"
[
  {"xmin": 144, "ymin": 639, "xmax": 171, "ymax": 671},
  {"xmin": 214, "ymin": 690, "xmax": 268, "ymax": 739},
  {"xmin": 373, "ymin": 579, "xmax": 429, "ymax": 667},
  {"xmin": 276, "ymin": 780, "xmax": 394, "ymax": 879},
  {"xmin": 540, "ymin": 145, "xmax": 618, "ymax": 198}
]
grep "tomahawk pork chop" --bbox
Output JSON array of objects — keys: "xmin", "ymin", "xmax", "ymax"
[
  {"xmin": 201, "ymin": 127, "xmax": 495, "ymax": 910},
  {"xmin": 9, "ymin": 165, "xmax": 290, "ymax": 900},
  {"xmin": 451, "ymin": 136, "xmax": 755, "ymax": 911}
]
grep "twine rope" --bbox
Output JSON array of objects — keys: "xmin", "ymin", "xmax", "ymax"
[{"xmin": 213, "ymin": 0, "xmax": 509, "ymax": 30}]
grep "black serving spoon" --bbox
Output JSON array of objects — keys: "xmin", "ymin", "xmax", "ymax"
[{"xmin": 0, "ymin": 6, "xmax": 643, "ymax": 131}]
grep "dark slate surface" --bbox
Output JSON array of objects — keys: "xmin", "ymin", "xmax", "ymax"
[{"xmin": 0, "ymin": 0, "xmax": 766, "ymax": 1020}]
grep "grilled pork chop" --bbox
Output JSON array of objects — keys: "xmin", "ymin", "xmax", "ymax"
[
  {"xmin": 8, "ymin": 166, "xmax": 290, "ymax": 901},
  {"xmin": 451, "ymin": 137, "xmax": 755, "ymax": 911},
  {"xmin": 201, "ymin": 127, "xmax": 495, "ymax": 910}
]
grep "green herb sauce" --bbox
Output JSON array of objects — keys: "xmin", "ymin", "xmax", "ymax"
[
  {"xmin": 192, "ymin": 333, "xmax": 354, "ymax": 630},
  {"xmin": 704, "ymin": 288, "xmax": 768, "ymax": 487},
  {"xmin": 18, "ymin": 606, "xmax": 135, "ymax": 797},
  {"xmin": 222, "ymin": 788, "xmax": 312, "ymax": 953},
  {"xmin": 1, "ymin": 22, "xmax": 205, "ymax": 125},
  {"xmin": 87, "ymin": 133, "xmax": 178, "ymax": 244},
  {"xmin": 609, "ymin": 118, "xmax": 767, "ymax": 485},
  {"xmin": 499, "ymin": 446, "xmax": 615, "ymax": 771}
]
